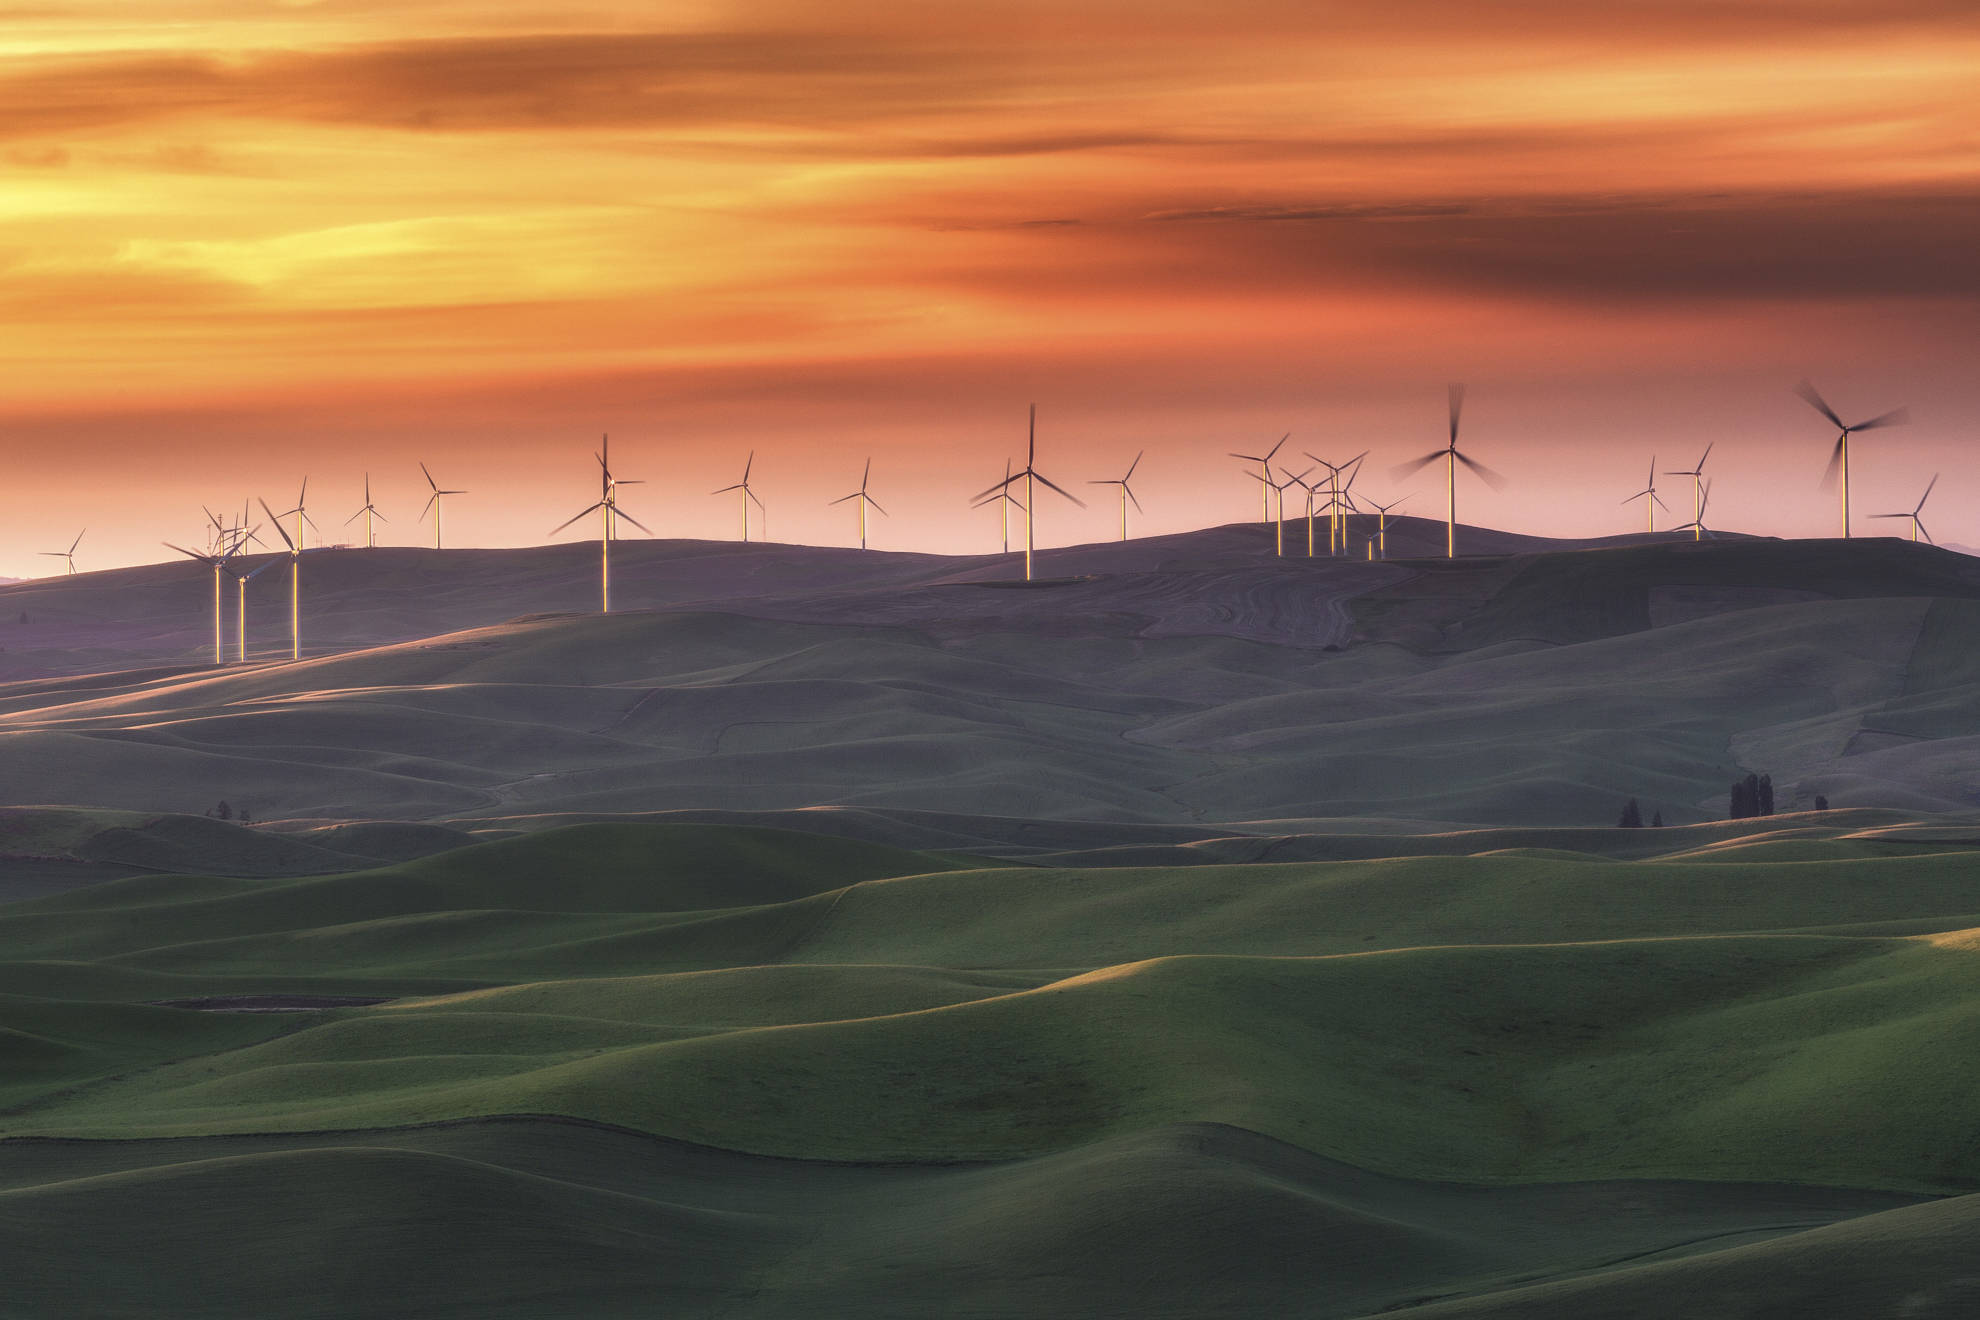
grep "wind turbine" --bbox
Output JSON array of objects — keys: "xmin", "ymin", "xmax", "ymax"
[
  {"xmin": 550, "ymin": 435, "xmax": 654, "ymax": 613},
  {"xmin": 229, "ymin": 553, "xmax": 280, "ymax": 663},
  {"xmin": 265, "ymin": 478, "xmax": 319, "ymax": 557},
  {"xmin": 1677, "ymin": 480, "xmax": 1716, "ymax": 540},
  {"xmin": 257, "ymin": 496, "xmax": 311, "ymax": 660},
  {"xmin": 978, "ymin": 458, "xmax": 1026, "ymax": 554},
  {"xmin": 162, "ymin": 535, "xmax": 245, "ymax": 665},
  {"xmin": 829, "ymin": 458, "xmax": 887, "ymax": 550},
  {"xmin": 345, "ymin": 474, "xmax": 387, "ymax": 548},
  {"xmin": 1229, "ymin": 434, "xmax": 1288, "ymax": 525},
  {"xmin": 1088, "ymin": 451, "xmax": 1143, "ymax": 542},
  {"xmin": 1870, "ymin": 475, "xmax": 1938, "ymax": 543},
  {"xmin": 1282, "ymin": 469, "xmax": 1320, "ymax": 556},
  {"xmin": 1664, "ymin": 445, "xmax": 1712, "ymax": 543},
  {"xmin": 1305, "ymin": 451, "xmax": 1366, "ymax": 555},
  {"xmin": 1391, "ymin": 384, "xmax": 1505, "ymax": 559},
  {"xmin": 419, "ymin": 462, "xmax": 466, "ymax": 550},
  {"xmin": 1364, "ymin": 496, "xmax": 1406, "ymax": 559},
  {"xmin": 1267, "ymin": 467, "xmax": 1312, "ymax": 558},
  {"xmin": 1622, "ymin": 457, "xmax": 1671, "ymax": 535},
  {"xmin": 39, "ymin": 529, "xmax": 84, "ymax": 576},
  {"xmin": 712, "ymin": 452, "xmax": 763, "ymax": 543},
  {"xmin": 971, "ymin": 405, "xmax": 1084, "ymax": 581},
  {"xmin": 1795, "ymin": 380, "xmax": 1911, "ymax": 539}
]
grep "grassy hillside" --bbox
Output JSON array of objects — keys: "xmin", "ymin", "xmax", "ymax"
[
  {"xmin": 0, "ymin": 1118, "xmax": 1932, "ymax": 1320},
  {"xmin": 3, "ymin": 823, "xmax": 1979, "ymax": 1193},
  {"xmin": 2, "ymin": 819, "xmax": 1979, "ymax": 1315}
]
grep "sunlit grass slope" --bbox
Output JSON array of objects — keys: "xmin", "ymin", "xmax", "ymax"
[{"xmin": 3, "ymin": 823, "xmax": 1979, "ymax": 1196}]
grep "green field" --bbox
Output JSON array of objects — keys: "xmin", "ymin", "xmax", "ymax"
[{"xmin": 0, "ymin": 818, "xmax": 1977, "ymax": 1316}]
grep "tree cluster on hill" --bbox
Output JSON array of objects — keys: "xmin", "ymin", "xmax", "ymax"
[
  {"xmin": 1730, "ymin": 772, "xmax": 1775, "ymax": 819},
  {"xmin": 1617, "ymin": 799, "xmax": 1663, "ymax": 828}
]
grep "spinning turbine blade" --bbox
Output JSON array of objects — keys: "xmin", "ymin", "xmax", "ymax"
[
  {"xmin": 1455, "ymin": 451, "xmax": 1508, "ymax": 491},
  {"xmin": 1853, "ymin": 405, "xmax": 1911, "ymax": 432},
  {"xmin": 1391, "ymin": 450, "xmax": 1444, "ymax": 481},
  {"xmin": 1448, "ymin": 383, "xmax": 1466, "ymax": 443},
  {"xmin": 1819, "ymin": 437, "xmax": 1845, "ymax": 491},
  {"xmin": 1794, "ymin": 380, "xmax": 1845, "ymax": 430},
  {"xmin": 614, "ymin": 508, "xmax": 656, "ymax": 537}
]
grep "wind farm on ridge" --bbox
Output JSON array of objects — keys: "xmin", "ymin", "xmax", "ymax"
[{"xmin": 26, "ymin": 380, "xmax": 1947, "ymax": 669}]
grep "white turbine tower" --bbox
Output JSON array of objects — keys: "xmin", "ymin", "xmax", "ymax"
[
  {"xmin": 971, "ymin": 405, "xmax": 1084, "ymax": 581},
  {"xmin": 419, "ymin": 462, "xmax": 466, "ymax": 550},
  {"xmin": 39, "ymin": 529, "xmax": 84, "ymax": 576},
  {"xmin": 829, "ymin": 458, "xmax": 887, "ymax": 550},
  {"xmin": 550, "ymin": 435, "xmax": 654, "ymax": 613}
]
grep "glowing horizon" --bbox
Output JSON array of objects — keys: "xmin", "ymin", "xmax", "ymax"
[{"xmin": 3, "ymin": 2, "xmax": 1977, "ymax": 575}]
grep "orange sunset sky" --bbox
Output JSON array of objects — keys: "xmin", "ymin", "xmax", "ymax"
[{"xmin": 3, "ymin": 1, "xmax": 1977, "ymax": 575}]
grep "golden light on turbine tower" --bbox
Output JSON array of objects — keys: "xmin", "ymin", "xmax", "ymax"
[
  {"xmin": 1797, "ymin": 380, "xmax": 1912, "ymax": 539},
  {"xmin": 1664, "ymin": 445, "xmax": 1712, "ymax": 543},
  {"xmin": 38, "ymin": 529, "xmax": 83, "ymax": 577},
  {"xmin": 1364, "ymin": 496, "xmax": 1405, "ymax": 560},
  {"xmin": 419, "ymin": 461, "xmax": 467, "ymax": 550},
  {"xmin": 712, "ymin": 452, "xmax": 763, "ymax": 543},
  {"xmin": 1869, "ymin": 474, "xmax": 1938, "ymax": 544},
  {"xmin": 551, "ymin": 435, "xmax": 654, "ymax": 614},
  {"xmin": 232, "ymin": 555, "xmax": 280, "ymax": 663},
  {"xmin": 1267, "ymin": 466, "xmax": 1307, "ymax": 557},
  {"xmin": 1391, "ymin": 384, "xmax": 1505, "ymax": 559},
  {"xmin": 1229, "ymin": 435, "xmax": 1287, "ymax": 527},
  {"xmin": 257, "ymin": 493, "xmax": 311, "ymax": 661},
  {"xmin": 829, "ymin": 458, "xmax": 887, "ymax": 550},
  {"xmin": 1087, "ymin": 451, "xmax": 1144, "ymax": 542},
  {"xmin": 1306, "ymin": 451, "xmax": 1366, "ymax": 556},
  {"xmin": 164, "ymin": 535, "xmax": 245, "ymax": 665},
  {"xmin": 1623, "ymin": 457, "xmax": 1668, "ymax": 534},
  {"xmin": 1283, "ymin": 470, "xmax": 1318, "ymax": 556},
  {"xmin": 345, "ymin": 474, "xmax": 387, "ymax": 549},
  {"xmin": 972, "ymin": 405, "xmax": 1083, "ymax": 582},
  {"xmin": 978, "ymin": 458, "xmax": 1026, "ymax": 554}
]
